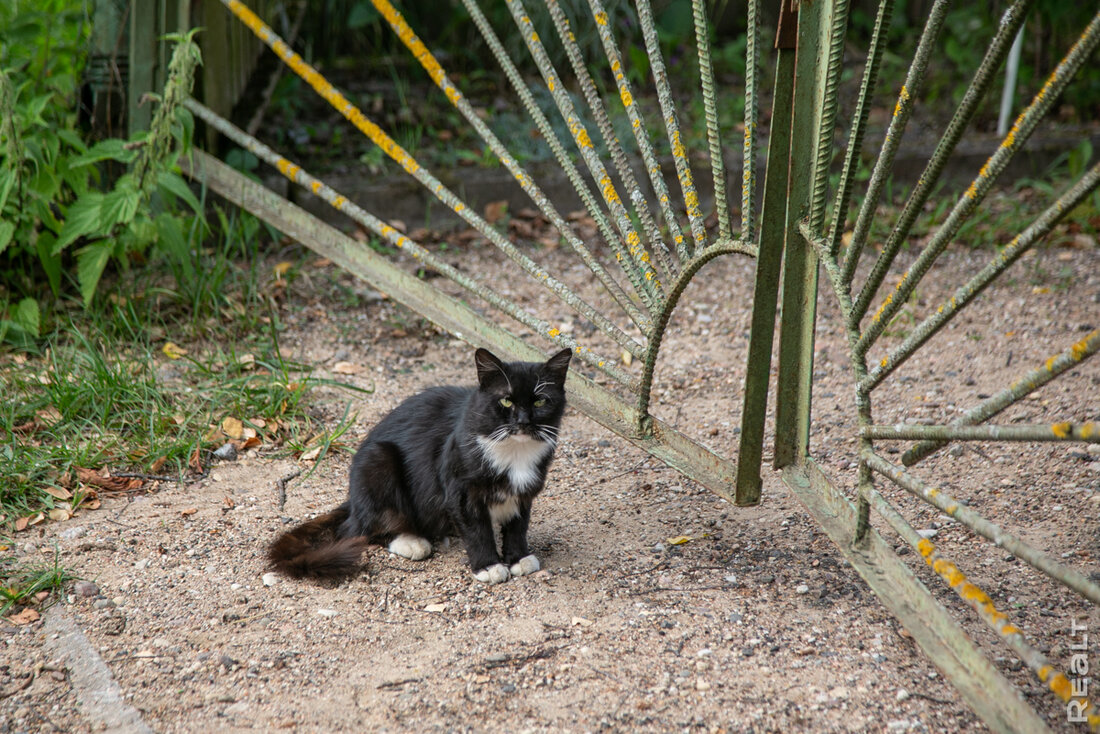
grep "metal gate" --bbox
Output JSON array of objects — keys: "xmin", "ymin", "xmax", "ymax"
[{"xmin": 174, "ymin": 1, "xmax": 1100, "ymax": 730}]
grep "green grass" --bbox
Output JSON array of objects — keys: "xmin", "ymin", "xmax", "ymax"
[
  {"xmin": 0, "ymin": 549, "xmax": 74, "ymax": 615},
  {"xmin": 0, "ymin": 210, "xmax": 368, "ymax": 613}
]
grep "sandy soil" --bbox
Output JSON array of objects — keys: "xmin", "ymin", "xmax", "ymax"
[{"xmin": 2, "ymin": 235, "xmax": 1098, "ymax": 733}]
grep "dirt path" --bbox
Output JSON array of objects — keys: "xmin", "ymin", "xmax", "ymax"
[{"xmin": 3, "ymin": 243, "xmax": 1098, "ymax": 732}]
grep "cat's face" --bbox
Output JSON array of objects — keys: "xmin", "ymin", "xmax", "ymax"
[{"xmin": 472, "ymin": 348, "xmax": 571, "ymax": 445}]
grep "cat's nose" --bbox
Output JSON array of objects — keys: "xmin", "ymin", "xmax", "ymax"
[{"xmin": 515, "ymin": 408, "xmax": 532, "ymax": 426}]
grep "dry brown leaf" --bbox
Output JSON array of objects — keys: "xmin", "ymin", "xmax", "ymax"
[
  {"xmin": 332, "ymin": 361, "xmax": 361, "ymax": 375},
  {"xmin": 273, "ymin": 261, "xmax": 293, "ymax": 278},
  {"xmin": 236, "ymin": 353, "xmax": 256, "ymax": 369},
  {"xmin": 241, "ymin": 436, "xmax": 262, "ymax": 450},
  {"xmin": 249, "ymin": 417, "xmax": 267, "ymax": 429},
  {"xmin": 27, "ymin": 513, "xmax": 44, "ymax": 527},
  {"xmin": 36, "ymin": 406, "xmax": 62, "ymax": 426},
  {"xmin": 15, "ymin": 516, "xmax": 29, "ymax": 532},
  {"xmin": 388, "ymin": 219, "xmax": 407, "ymax": 234},
  {"xmin": 48, "ymin": 507, "xmax": 72, "ymax": 522},
  {"xmin": 484, "ymin": 200, "xmax": 508, "ymax": 224},
  {"xmin": 150, "ymin": 456, "xmax": 167, "ymax": 473},
  {"xmin": 76, "ymin": 468, "xmax": 142, "ymax": 493},
  {"xmin": 162, "ymin": 342, "xmax": 188, "ymax": 360},
  {"xmin": 6, "ymin": 608, "xmax": 40, "ymax": 625},
  {"xmin": 189, "ymin": 447, "xmax": 203, "ymax": 474},
  {"xmin": 42, "ymin": 486, "xmax": 72, "ymax": 500},
  {"xmin": 300, "ymin": 446, "xmax": 322, "ymax": 462},
  {"xmin": 180, "ymin": 507, "xmax": 198, "ymax": 517},
  {"xmin": 221, "ymin": 416, "xmax": 244, "ymax": 440},
  {"xmin": 667, "ymin": 535, "xmax": 693, "ymax": 545}
]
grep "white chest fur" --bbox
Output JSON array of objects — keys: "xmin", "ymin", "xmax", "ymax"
[{"xmin": 477, "ymin": 434, "xmax": 552, "ymax": 493}]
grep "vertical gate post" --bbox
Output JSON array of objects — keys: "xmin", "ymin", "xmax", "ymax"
[
  {"xmin": 733, "ymin": 0, "xmax": 799, "ymax": 505},
  {"xmin": 773, "ymin": 0, "xmax": 841, "ymax": 467}
]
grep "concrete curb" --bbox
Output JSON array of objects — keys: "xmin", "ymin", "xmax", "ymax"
[{"xmin": 43, "ymin": 606, "xmax": 153, "ymax": 734}]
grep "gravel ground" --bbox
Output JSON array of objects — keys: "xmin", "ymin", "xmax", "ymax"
[{"xmin": 2, "ymin": 235, "xmax": 1098, "ymax": 733}]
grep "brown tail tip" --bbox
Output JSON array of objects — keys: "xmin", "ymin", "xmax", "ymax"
[{"xmin": 268, "ymin": 534, "xmax": 368, "ymax": 579}]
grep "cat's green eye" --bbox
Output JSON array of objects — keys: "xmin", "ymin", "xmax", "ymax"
[
  {"xmin": 533, "ymin": 399, "xmax": 546, "ymax": 407},
  {"xmin": 499, "ymin": 398, "xmax": 513, "ymax": 408}
]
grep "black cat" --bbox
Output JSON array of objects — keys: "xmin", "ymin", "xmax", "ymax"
[{"xmin": 269, "ymin": 347, "xmax": 571, "ymax": 584}]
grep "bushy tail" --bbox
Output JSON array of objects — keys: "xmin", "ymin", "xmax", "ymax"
[{"xmin": 268, "ymin": 504, "xmax": 368, "ymax": 579}]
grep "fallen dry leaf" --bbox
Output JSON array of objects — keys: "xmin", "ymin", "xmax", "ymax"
[
  {"xmin": 180, "ymin": 507, "xmax": 198, "ymax": 517},
  {"xmin": 424, "ymin": 603, "xmax": 448, "ymax": 613},
  {"xmin": 162, "ymin": 342, "xmax": 188, "ymax": 360},
  {"xmin": 273, "ymin": 261, "xmax": 293, "ymax": 278},
  {"xmin": 300, "ymin": 446, "xmax": 322, "ymax": 462},
  {"xmin": 15, "ymin": 516, "xmax": 30, "ymax": 531},
  {"xmin": 333, "ymin": 361, "xmax": 361, "ymax": 375},
  {"xmin": 236, "ymin": 353, "xmax": 256, "ymax": 369},
  {"xmin": 48, "ymin": 507, "xmax": 72, "ymax": 522},
  {"xmin": 666, "ymin": 535, "xmax": 693, "ymax": 545},
  {"xmin": 484, "ymin": 200, "xmax": 508, "ymax": 224},
  {"xmin": 221, "ymin": 416, "xmax": 244, "ymax": 440},
  {"xmin": 76, "ymin": 468, "xmax": 142, "ymax": 493},
  {"xmin": 240, "ymin": 436, "xmax": 262, "ymax": 450},
  {"xmin": 42, "ymin": 486, "xmax": 72, "ymax": 500},
  {"xmin": 571, "ymin": 616, "xmax": 594, "ymax": 627},
  {"xmin": 6, "ymin": 608, "xmax": 40, "ymax": 625}
]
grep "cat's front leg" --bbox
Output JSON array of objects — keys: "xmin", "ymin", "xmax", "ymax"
[
  {"xmin": 501, "ymin": 501, "xmax": 540, "ymax": 577},
  {"xmin": 450, "ymin": 488, "xmax": 510, "ymax": 584}
]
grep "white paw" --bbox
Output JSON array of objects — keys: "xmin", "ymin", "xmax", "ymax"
[
  {"xmin": 474, "ymin": 563, "xmax": 511, "ymax": 585},
  {"xmin": 387, "ymin": 534, "xmax": 432, "ymax": 561},
  {"xmin": 509, "ymin": 555, "xmax": 540, "ymax": 577}
]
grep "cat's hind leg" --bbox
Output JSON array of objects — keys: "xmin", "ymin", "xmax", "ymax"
[{"xmin": 387, "ymin": 533, "xmax": 432, "ymax": 560}]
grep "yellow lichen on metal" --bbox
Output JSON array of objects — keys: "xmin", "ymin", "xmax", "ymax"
[
  {"xmin": 310, "ymin": 181, "xmax": 321, "ymax": 194},
  {"xmin": 1072, "ymin": 331, "xmax": 1098, "ymax": 361},
  {"xmin": 332, "ymin": 195, "xmax": 347, "ymax": 209},
  {"xmin": 548, "ymin": 328, "xmax": 560, "ymax": 337},
  {"xmin": 1082, "ymin": 422, "xmax": 1096, "ymax": 439},
  {"xmin": 893, "ymin": 85, "xmax": 909, "ymax": 118},
  {"xmin": 595, "ymin": 11, "xmax": 608, "ymax": 25},
  {"xmin": 1051, "ymin": 422, "xmax": 1071, "ymax": 439}
]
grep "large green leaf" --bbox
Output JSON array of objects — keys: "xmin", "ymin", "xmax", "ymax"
[
  {"xmin": 0, "ymin": 221, "xmax": 14, "ymax": 255},
  {"xmin": 76, "ymin": 240, "xmax": 113, "ymax": 307},
  {"xmin": 68, "ymin": 138, "xmax": 131, "ymax": 168},
  {"xmin": 13, "ymin": 297, "xmax": 39, "ymax": 337},
  {"xmin": 53, "ymin": 191, "xmax": 105, "ymax": 254},
  {"xmin": 35, "ymin": 231, "xmax": 61, "ymax": 296},
  {"xmin": 100, "ymin": 178, "xmax": 141, "ymax": 229},
  {"xmin": 157, "ymin": 170, "xmax": 201, "ymax": 213},
  {"xmin": 155, "ymin": 211, "xmax": 193, "ymax": 279}
]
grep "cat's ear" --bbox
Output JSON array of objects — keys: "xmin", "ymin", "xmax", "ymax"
[
  {"xmin": 541, "ymin": 348, "xmax": 572, "ymax": 386},
  {"xmin": 474, "ymin": 348, "xmax": 507, "ymax": 388}
]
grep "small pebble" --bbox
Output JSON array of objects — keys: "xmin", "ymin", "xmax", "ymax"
[
  {"xmin": 916, "ymin": 529, "xmax": 937, "ymax": 539},
  {"xmin": 896, "ymin": 688, "xmax": 910, "ymax": 702},
  {"xmin": 317, "ymin": 608, "xmax": 338, "ymax": 618},
  {"xmin": 73, "ymin": 581, "xmax": 99, "ymax": 598},
  {"xmin": 261, "ymin": 573, "xmax": 278, "ymax": 587},
  {"xmin": 213, "ymin": 443, "xmax": 238, "ymax": 461},
  {"xmin": 59, "ymin": 526, "xmax": 87, "ymax": 541},
  {"xmin": 695, "ymin": 679, "xmax": 711, "ymax": 691},
  {"xmin": 795, "ymin": 584, "xmax": 810, "ymax": 595},
  {"xmin": 92, "ymin": 599, "xmax": 115, "ymax": 610}
]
